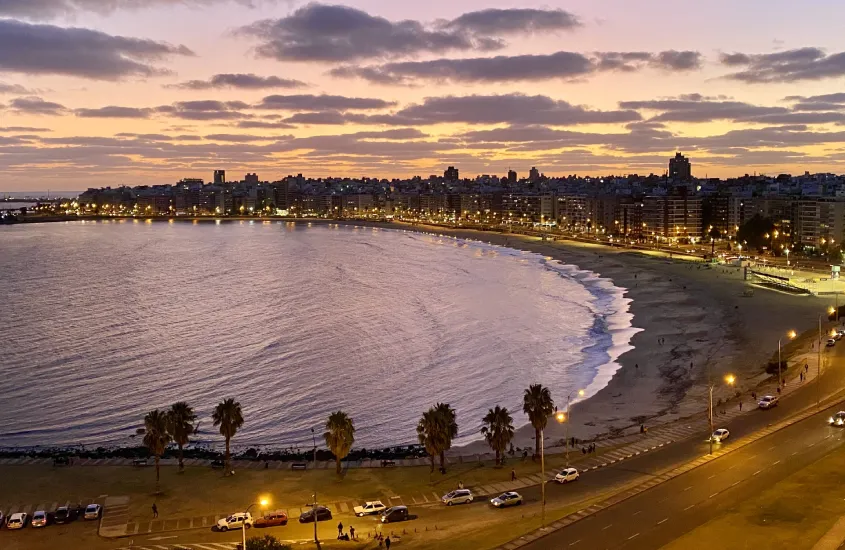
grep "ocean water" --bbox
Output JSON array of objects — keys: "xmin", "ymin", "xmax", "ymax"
[{"xmin": 0, "ymin": 221, "xmax": 634, "ymax": 451}]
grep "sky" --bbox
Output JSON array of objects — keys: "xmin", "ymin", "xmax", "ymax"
[{"xmin": 2, "ymin": 0, "xmax": 845, "ymax": 191}]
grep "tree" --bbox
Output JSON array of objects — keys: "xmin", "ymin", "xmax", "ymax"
[
  {"xmin": 246, "ymin": 534, "xmax": 292, "ymax": 550},
  {"xmin": 167, "ymin": 402, "xmax": 197, "ymax": 471},
  {"xmin": 433, "ymin": 403, "xmax": 458, "ymax": 471},
  {"xmin": 481, "ymin": 406, "xmax": 515, "ymax": 466},
  {"xmin": 523, "ymin": 384, "xmax": 554, "ymax": 459},
  {"xmin": 324, "ymin": 411, "xmax": 355, "ymax": 475},
  {"xmin": 142, "ymin": 409, "xmax": 171, "ymax": 494},
  {"xmin": 212, "ymin": 398, "xmax": 244, "ymax": 475},
  {"xmin": 737, "ymin": 214, "xmax": 775, "ymax": 252}
]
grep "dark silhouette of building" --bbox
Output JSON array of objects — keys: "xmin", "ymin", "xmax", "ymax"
[
  {"xmin": 529, "ymin": 167, "xmax": 540, "ymax": 182},
  {"xmin": 507, "ymin": 170, "xmax": 517, "ymax": 184},
  {"xmin": 669, "ymin": 153, "xmax": 691, "ymax": 182},
  {"xmin": 214, "ymin": 170, "xmax": 226, "ymax": 185},
  {"xmin": 444, "ymin": 166, "xmax": 459, "ymax": 181},
  {"xmin": 245, "ymin": 173, "xmax": 259, "ymax": 184}
]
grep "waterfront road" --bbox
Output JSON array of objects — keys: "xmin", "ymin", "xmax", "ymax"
[{"xmin": 519, "ymin": 398, "xmax": 845, "ymax": 549}]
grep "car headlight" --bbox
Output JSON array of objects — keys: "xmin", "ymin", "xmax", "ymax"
[{"xmin": 830, "ymin": 417, "xmax": 835, "ymax": 423}]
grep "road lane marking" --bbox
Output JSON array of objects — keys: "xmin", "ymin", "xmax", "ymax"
[
  {"xmin": 684, "ymin": 505, "xmax": 695, "ymax": 511},
  {"xmin": 628, "ymin": 533, "xmax": 640, "ymax": 540},
  {"xmin": 569, "ymin": 540, "xmax": 581, "ymax": 547},
  {"xmin": 602, "ymin": 524, "xmax": 613, "ymax": 530},
  {"xmin": 707, "ymin": 474, "xmax": 715, "ymax": 479},
  {"xmin": 752, "ymin": 470, "xmax": 762, "ymax": 476},
  {"xmin": 791, "ymin": 451, "xmax": 798, "ymax": 456},
  {"xmin": 730, "ymin": 481, "xmax": 740, "ymax": 487},
  {"xmin": 657, "ymin": 518, "xmax": 668, "ymax": 525},
  {"xmin": 632, "ymin": 511, "xmax": 642, "ymax": 516},
  {"xmin": 684, "ymin": 486, "xmax": 692, "ymax": 491},
  {"xmin": 773, "ymin": 460, "xmax": 781, "ymax": 465},
  {"xmin": 710, "ymin": 493, "xmax": 719, "ymax": 498}
]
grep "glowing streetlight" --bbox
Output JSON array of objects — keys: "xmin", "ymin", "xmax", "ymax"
[
  {"xmin": 709, "ymin": 374, "xmax": 735, "ymax": 454},
  {"xmin": 778, "ymin": 330, "xmax": 797, "ymax": 390},
  {"xmin": 242, "ymin": 497, "xmax": 270, "ymax": 548}
]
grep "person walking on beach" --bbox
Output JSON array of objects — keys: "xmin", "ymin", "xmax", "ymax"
[
  {"xmin": 337, "ymin": 521, "xmax": 343, "ymax": 537},
  {"xmin": 385, "ymin": 536, "xmax": 391, "ymax": 549},
  {"xmin": 152, "ymin": 503, "xmax": 158, "ymax": 518}
]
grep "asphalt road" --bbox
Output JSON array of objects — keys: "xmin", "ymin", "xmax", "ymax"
[{"xmin": 520, "ymin": 398, "xmax": 845, "ymax": 549}]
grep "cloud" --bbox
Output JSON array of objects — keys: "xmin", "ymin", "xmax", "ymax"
[
  {"xmin": 784, "ymin": 93, "xmax": 845, "ymax": 112},
  {"xmin": 0, "ymin": 82, "xmax": 35, "ymax": 94},
  {"xmin": 169, "ymin": 73, "xmax": 306, "ymax": 90},
  {"xmin": 619, "ymin": 96, "xmax": 788, "ymax": 122},
  {"xmin": 239, "ymin": 3, "xmax": 499, "ymax": 63},
  {"xmin": 234, "ymin": 120, "xmax": 297, "ymax": 129},
  {"xmin": 0, "ymin": 19, "xmax": 193, "ymax": 80},
  {"xmin": 204, "ymin": 133, "xmax": 288, "ymax": 142},
  {"xmin": 253, "ymin": 94, "xmax": 395, "ymax": 111},
  {"xmin": 8, "ymin": 96, "xmax": 67, "ymax": 115},
  {"xmin": 282, "ymin": 111, "xmax": 349, "ymax": 124},
  {"xmin": 75, "ymin": 106, "xmax": 154, "ymax": 118},
  {"xmin": 333, "ymin": 49, "xmax": 703, "ymax": 84},
  {"xmin": 439, "ymin": 8, "xmax": 581, "ymax": 34},
  {"xmin": 392, "ymin": 94, "xmax": 641, "ymax": 125},
  {"xmin": 157, "ymin": 100, "xmax": 251, "ymax": 120},
  {"xmin": 0, "ymin": 0, "xmax": 275, "ymax": 19},
  {"xmin": 720, "ymin": 47, "xmax": 845, "ymax": 82},
  {"xmin": 0, "ymin": 126, "xmax": 52, "ymax": 132}
]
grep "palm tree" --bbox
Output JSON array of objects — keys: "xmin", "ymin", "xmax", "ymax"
[
  {"xmin": 417, "ymin": 408, "xmax": 445, "ymax": 473},
  {"xmin": 143, "ymin": 409, "xmax": 172, "ymax": 494},
  {"xmin": 481, "ymin": 405, "xmax": 515, "ymax": 466},
  {"xmin": 433, "ymin": 403, "xmax": 458, "ymax": 472},
  {"xmin": 212, "ymin": 398, "xmax": 244, "ymax": 475},
  {"xmin": 522, "ymin": 384, "xmax": 554, "ymax": 459},
  {"xmin": 167, "ymin": 402, "xmax": 197, "ymax": 471},
  {"xmin": 324, "ymin": 411, "xmax": 355, "ymax": 475}
]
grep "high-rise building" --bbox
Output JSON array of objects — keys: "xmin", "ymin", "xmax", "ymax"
[
  {"xmin": 214, "ymin": 170, "xmax": 226, "ymax": 185},
  {"xmin": 507, "ymin": 170, "xmax": 517, "ymax": 183},
  {"xmin": 244, "ymin": 173, "xmax": 259, "ymax": 184},
  {"xmin": 669, "ymin": 153, "xmax": 692, "ymax": 182},
  {"xmin": 529, "ymin": 167, "xmax": 540, "ymax": 182},
  {"xmin": 444, "ymin": 166, "xmax": 459, "ymax": 181}
]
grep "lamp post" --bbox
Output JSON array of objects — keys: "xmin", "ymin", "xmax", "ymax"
[
  {"xmin": 311, "ymin": 427, "xmax": 319, "ymax": 547},
  {"xmin": 709, "ymin": 374, "xmax": 735, "ymax": 455},
  {"xmin": 778, "ymin": 330, "xmax": 797, "ymax": 390},
  {"xmin": 242, "ymin": 498, "xmax": 269, "ymax": 550},
  {"xmin": 559, "ymin": 389, "xmax": 584, "ymax": 468}
]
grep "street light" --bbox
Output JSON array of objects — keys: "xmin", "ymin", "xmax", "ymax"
[
  {"xmin": 311, "ymin": 427, "xmax": 319, "ymax": 547},
  {"xmin": 559, "ymin": 389, "xmax": 585, "ymax": 467},
  {"xmin": 242, "ymin": 498, "xmax": 269, "ymax": 550},
  {"xmin": 708, "ymin": 374, "xmax": 735, "ymax": 455},
  {"xmin": 778, "ymin": 330, "xmax": 797, "ymax": 390}
]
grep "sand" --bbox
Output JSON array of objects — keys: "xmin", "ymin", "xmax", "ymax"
[{"xmin": 385, "ymin": 224, "xmax": 833, "ymax": 455}]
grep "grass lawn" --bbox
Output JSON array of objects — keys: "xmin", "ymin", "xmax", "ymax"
[{"xmin": 660, "ymin": 445, "xmax": 845, "ymax": 550}]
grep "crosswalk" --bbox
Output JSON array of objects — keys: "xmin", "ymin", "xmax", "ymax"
[{"xmin": 126, "ymin": 544, "xmax": 239, "ymax": 550}]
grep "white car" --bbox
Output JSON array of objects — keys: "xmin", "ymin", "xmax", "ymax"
[
  {"xmin": 555, "ymin": 467, "xmax": 580, "ymax": 483},
  {"xmin": 31, "ymin": 511, "xmax": 48, "ymax": 528},
  {"xmin": 84, "ymin": 504, "xmax": 102, "ymax": 520},
  {"xmin": 353, "ymin": 501, "xmax": 386, "ymax": 516},
  {"xmin": 829, "ymin": 412, "xmax": 845, "ymax": 426},
  {"xmin": 6, "ymin": 512, "xmax": 27, "ymax": 530},
  {"xmin": 441, "ymin": 489, "xmax": 473, "ymax": 506},
  {"xmin": 216, "ymin": 512, "xmax": 252, "ymax": 531},
  {"xmin": 490, "ymin": 492, "xmax": 522, "ymax": 508},
  {"xmin": 758, "ymin": 395, "xmax": 779, "ymax": 409},
  {"xmin": 711, "ymin": 428, "xmax": 730, "ymax": 442},
  {"xmin": 828, "ymin": 339, "xmax": 836, "ymax": 347}
]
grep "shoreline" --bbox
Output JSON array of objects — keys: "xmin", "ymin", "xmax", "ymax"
[{"xmin": 2, "ymin": 216, "xmax": 831, "ymax": 457}]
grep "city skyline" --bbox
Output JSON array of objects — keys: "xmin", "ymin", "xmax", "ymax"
[{"xmin": 2, "ymin": 0, "xmax": 845, "ymax": 190}]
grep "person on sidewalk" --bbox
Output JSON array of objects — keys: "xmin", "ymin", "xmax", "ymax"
[
  {"xmin": 337, "ymin": 521, "xmax": 343, "ymax": 537},
  {"xmin": 385, "ymin": 536, "xmax": 392, "ymax": 549},
  {"xmin": 350, "ymin": 526, "xmax": 355, "ymax": 540},
  {"xmin": 511, "ymin": 469, "xmax": 516, "ymax": 481},
  {"xmin": 152, "ymin": 503, "xmax": 158, "ymax": 518},
  {"xmin": 739, "ymin": 401, "xmax": 742, "ymax": 411}
]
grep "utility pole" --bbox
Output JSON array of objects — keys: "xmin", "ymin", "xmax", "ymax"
[{"xmin": 311, "ymin": 428, "xmax": 319, "ymax": 548}]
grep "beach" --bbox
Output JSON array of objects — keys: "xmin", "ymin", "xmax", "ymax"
[{"xmin": 397, "ymin": 224, "xmax": 833, "ymax": 455}]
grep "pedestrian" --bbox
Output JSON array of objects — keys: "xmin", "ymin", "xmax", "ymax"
[
  {"xmin": 511, "ymin": 469, "xmax": 516, "ymax": 481},
  {"xmin": 635, "ymin": 363, "xmax": 639, "ymax": 370},
  {"xmin": 350, "ymin": 526, "xmax": 355, "ymax": 540},
  {"xmin": 782, "ymin": 378, "xmax": 786, "ymax": 387},
  {"xmin": 338, "ymin": 521, "xmax": 343, "ymax": 537},
  {"xmin": 739, "ymin": 401, "xmax": 742, "ymax": 411},
  {"xmin": 385, "ymin": 536, "xmax": 392, "ymax": 549},
  {"xmin": 805, "ymin": 363, "xmax": 809, "ymax": 373},
  {"xmin": 152, "ymin": 503, "xmax": 158, "ymax": 518},
  {"xmin": 458, "ymin": 481, "xmax": 464, "ymax": 490},
  {"xmin": 777, "ymin": 386, "xmax": 781, "ymax": 395}
]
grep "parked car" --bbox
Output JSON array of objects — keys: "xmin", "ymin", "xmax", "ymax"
[
  {"xmin": 84, "ymin": 504, "xmax": 102, "ymax": 520},
  {"xmin": 211, "ymin": 459, "xmax": 225, "ymax": 469},
  {"xmin": 54, "ymin": 506, "xmax": 78, "ymax": 524},
  {"xmin": 758, "ymin": 395, "xmax": 779, "ymax": 409},
  {"xmin": 216, "ymin": 513, "xmax": 252, "ymax": 532},
  {"xmin": 380, "ymin": 506, "xmax": 409, "ymax": 523},
  {"xmin": 711, "ymin": 428, "xmax": 730, "ymax": 442},
  {"xmin": 829, "ymin": 411, "xmax": 845, "ymax": 426},
  {"xmin": 132, "ymin": 458, "xmax": 148, "ymax": 467},
  {"xmin": 555, "ymin": 467, "xmax": 580, "ymax": 483},
  {"xmin": 441, "ymin": 489, "xmax": 473, "ymax": 506},
  {"xmin": 298, "ymin": 506, "xmax": 332, "ymax": 523},
  {"xmin": 0, "ymin": 512, "xmax": 4, "ymax": 527},
  {"xmin": 353, "ymin": 501, "xmax": 386, "ymax": 517},
  {"xmin": 31, "ymin": 511, "xmax": 48, "ymax": 528},
  {"xmin": 254, "ymin": 511, "xmax": 288, "ymax": 528},
  {"xmin": 828, "ymin": 338, "xmax": 837, "ymax": 347},
  {"xmin": 490, "ymin": 492, "xmax": 523, "ymax": 508},
  {"xmin": 6, "ymin": 513, "xmax": 27, "ymax": 530}
]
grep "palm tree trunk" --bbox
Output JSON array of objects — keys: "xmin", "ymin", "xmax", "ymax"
[
  {"xmin": 495, "ymin": 449, "xmax": 500, "ymax": 466},
  {"xmin": 336, "ymin": 456, "xmax": 341, "ymax": 475},
  {"xmin": 439, "ymin": 450, "xmax": 446, "ymax": 472},
  {"xmin": 534, "ymin": 427, "xmax": 541, "ymax": 459},
  {"xmin": 429, "ymin": 454, "xmax": 435, "ymax": 473},
  {"xmin": 225, "ymin": 437, "xmax": 231, "ymax": 475},
  {"xmin": 178, "ymin": 443, "xmax": 184, "ymax": 471},
  {"xmin": 155, "ymin": 455, "xmax": 161, "ymax": 494}
]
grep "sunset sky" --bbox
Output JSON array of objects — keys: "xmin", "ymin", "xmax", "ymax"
[{"xmin": 2, "ymin": 0, "xmax": 845, "ymax": 191}]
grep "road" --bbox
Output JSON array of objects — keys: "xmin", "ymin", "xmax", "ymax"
[{"xmin": 520, "ymin": 397, "xmax": 845, "ymax": 549}]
